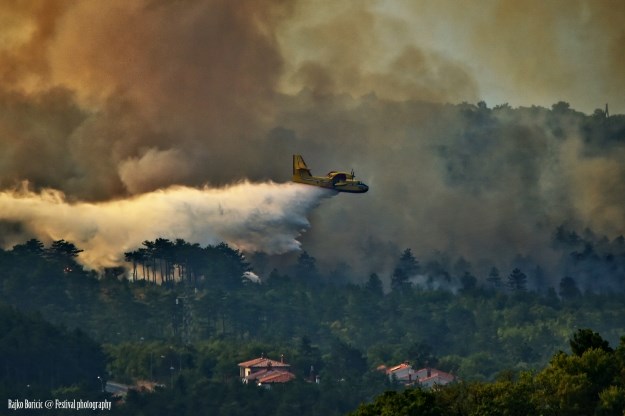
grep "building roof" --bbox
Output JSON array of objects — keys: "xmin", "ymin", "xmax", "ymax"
[
  {"xmin": 245, "ymin": 368, "xmax": 271, "ymax": 381},
  {"xmin": 384, "ymin": 363, "xmax": 456, "ymax": 386},
  {"xmin": 386, "ymin": 363, "xmax": 411, "ymax": 374},
  {"xmin": 238, "ymin": 357, "xmax": 290, "ymax": 369},
  {"xmin": 256, "ymin": 370, "xmax": 296, "ymax": 384},
  {"xmin": 419, "ymin": 369, "xmax": 455, "ymax": 384}
]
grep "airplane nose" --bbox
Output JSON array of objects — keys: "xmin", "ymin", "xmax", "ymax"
[{"xmin": 362, "ymin": 184, "xmax": 369, "ymax": 192}]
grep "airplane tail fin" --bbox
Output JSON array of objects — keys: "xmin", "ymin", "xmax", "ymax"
[{"xmin": 293, "ymin": 154, "xmax": 312, "ymax": 178}]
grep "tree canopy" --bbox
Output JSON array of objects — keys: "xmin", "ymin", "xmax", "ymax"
[{"xmin": 1, "ymin": 236, "xmax": 625, "ymax": 415}]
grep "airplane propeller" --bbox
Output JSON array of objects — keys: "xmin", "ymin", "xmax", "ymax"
[{"xmin": 351, "ymin": 168, "xmax": 355, "ymax": 178}]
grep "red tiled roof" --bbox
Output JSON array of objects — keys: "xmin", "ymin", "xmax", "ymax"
[
  {"xmin": 257, "ymin": 370, "xmax": 296, "ymax": 384},
  {"xmin": 386, "ymin": 363, "xmax": 411, "ymax": 374},
  {"xmin": 245, "ymin": 369, "xmax": 271, "ymax": 381},
  {"xmin": 384, "ymin": 363, "xmax": 456, "ymax": 385},
  {"xmin": 238, "ymin": 357, "xmax": 290, "ymax": 368},
  {"xmin": 419, "ymin": 370, "xmax": 455, "ymax": 383}
]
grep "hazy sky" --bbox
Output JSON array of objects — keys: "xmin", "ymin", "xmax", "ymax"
[
  {"xmin": 0, "ymin": 0, "xmax": 624, "ymax": 280},
  {"xmin": 276, "ymin": 0, "xmax": 625, "ymax": 113}
]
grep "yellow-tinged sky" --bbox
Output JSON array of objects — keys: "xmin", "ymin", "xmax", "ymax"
[
  {"xmin": 3, "ymin": 1, "xmax": 624, "ymax": 113},
  {"xmin": 276, "ymin": 0, "xmax": 625, "ymax": 112}
]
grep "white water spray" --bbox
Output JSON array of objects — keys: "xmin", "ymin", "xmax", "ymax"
[{"xmin": 0, "ymin": 181, "xmax": 335, "ymax": 269}]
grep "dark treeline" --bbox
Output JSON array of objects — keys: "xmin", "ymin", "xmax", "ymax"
[
  {"xmin": 124, "ymin": 239, "xmax": 250, "ymax": 287},
  {"xmin": 1, "ymin": 237, "xmax": 625, "ymax": 414},
  {"xmin": 394, "ymin": 224, "xmax": 625, "ymax": 294}
]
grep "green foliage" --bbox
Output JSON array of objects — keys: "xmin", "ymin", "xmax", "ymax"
[
  {"xmin": 597, "ymin": 385, "xmax": 625, "ymax": 416},
  {"xmin": 365, "ymin": 273, "xmax": 383, "ymax": 297},
  {"xmin": 405, "ymin": 342, "xmax": 438, "ymax": 369},
  {"xmin": 355, "ymin": 330, "xmax": 625, "ymax": 416},
  {"xmin": 0, "ymin": 303, "xmax": 106, "ymax": 397},
  {"xmin": 486, "ymin": 267, "xmax": 502, "ymax": 289},
  {"xmin": 391, "ymin": 249, "xmax": 419, "ymax": 292},
  {"xmin": 3, "ymin": 237, "xmax": 625, "ymax": 414},
  {"xmin": 350, "ymin": 388, "xmax": 442, "ymax": 416},
  {"xmin": 559, "ymin": 276, "xmax": 581, "ymax": 299},
  {"xmin": 323, "ymin": 339, "xmax": 367, "ymax": 382},
  {"xmin": 507, "ymin": 268, "xmax": 527, "ymax": 291},
  {"xmin": 570, "ymin": 328, "xmax": 613, "ymax": 356},
  {"xmin": 296, "ymin": 251, "xmax": 318, "ymax": 281}
]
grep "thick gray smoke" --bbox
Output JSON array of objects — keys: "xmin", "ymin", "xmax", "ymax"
[
  {"xmin": 277, "ymin": 99, "xmax": 625, "ymax": 282},
  {"xmin": 1, "ymin": 1, "xmax": 624, "ymax": 284}
]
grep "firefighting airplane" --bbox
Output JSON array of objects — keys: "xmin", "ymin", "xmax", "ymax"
[{"xmin": 292, "ymin": 154, "xmax": 369, "ymax": 193}]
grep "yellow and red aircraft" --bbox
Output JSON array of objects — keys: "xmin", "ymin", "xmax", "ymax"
[{"xmin": 292, "ymin": 154, "xmax": 369, "ymax": 193}]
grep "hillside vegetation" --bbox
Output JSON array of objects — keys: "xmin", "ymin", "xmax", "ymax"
[{"xmin": 1, "ymin": 237, "xmax": 625, "ymax": 414}]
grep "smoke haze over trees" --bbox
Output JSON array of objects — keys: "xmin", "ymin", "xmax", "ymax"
[{"xmin": 0, "ymin": 1, "xmax": 625, "ymax": 289}]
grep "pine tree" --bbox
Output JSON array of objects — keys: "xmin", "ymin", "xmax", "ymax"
[
  {"xmin": 391, "ymin": 248, "xmax": 419, "ymax": 292},
  {"xmin": 487, "ymin": 267, "xmax": 502, "ymax": 288},
  {"xmin": 508, "ymin": 268, "xmax": 527, "ymax": 291}
]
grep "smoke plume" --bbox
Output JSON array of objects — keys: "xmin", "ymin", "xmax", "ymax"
[{"xmin": 1, "ymin": 1, "xmax": 624, "ymax": 286}]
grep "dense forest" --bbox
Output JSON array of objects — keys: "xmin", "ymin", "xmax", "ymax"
[{"xmin": 1, "ymin": 234, "xmax": 625, "ymax": 414}]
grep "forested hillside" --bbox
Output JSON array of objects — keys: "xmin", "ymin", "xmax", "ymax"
[
  {"xmin": 0, "ymin": 303, "xmax": 106, "ymax": 403},
  {"xmin": 1, "ymin": 237, "xmax": 625, "ymax": 414},
  {"xmin": 352, "ymin": 329, "xmax": 625, "ymax": 415}
]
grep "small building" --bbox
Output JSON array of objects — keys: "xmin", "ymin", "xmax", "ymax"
[
  {"xmin": 248, "ymin": 368, "xmax": 296, "ymax": 387},
  {"xmin": 381, "ymin": 363, "xmax": 456, "ymax": 388},
  {"xmin": 385, "ymin": 362, "xmax": 418, "ymax": 384},
  {"xmin": 238, "ymin": 355, "xmax": 295, "ymax": 386},
  {"xmin": 413, "ymin": 368, "xmax": 456, "ymax": 388}
]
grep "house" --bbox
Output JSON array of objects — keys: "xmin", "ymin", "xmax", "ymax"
[
  {"xmin": 380, "ymin": 362, "xmax": 456, "ymax": 388},
  {"xmin": 384, "ymin": 362, "xmax": 418, "ymax": 384},
  {"xmin": 413, "ymin": 367, "xmax": 456, "ymax": 388},
  {"xmin": 238, "ymin": 355, "xmax": 295, "ymax": 386}
]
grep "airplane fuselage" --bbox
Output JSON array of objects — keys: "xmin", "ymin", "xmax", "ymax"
[
  {"xmin": 292, "ymin": 155, "xmax": 369, "ymax": 193},
  {"xmin": 292, "ymin": 174, "xmax": 369, "ymax": 193}
]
